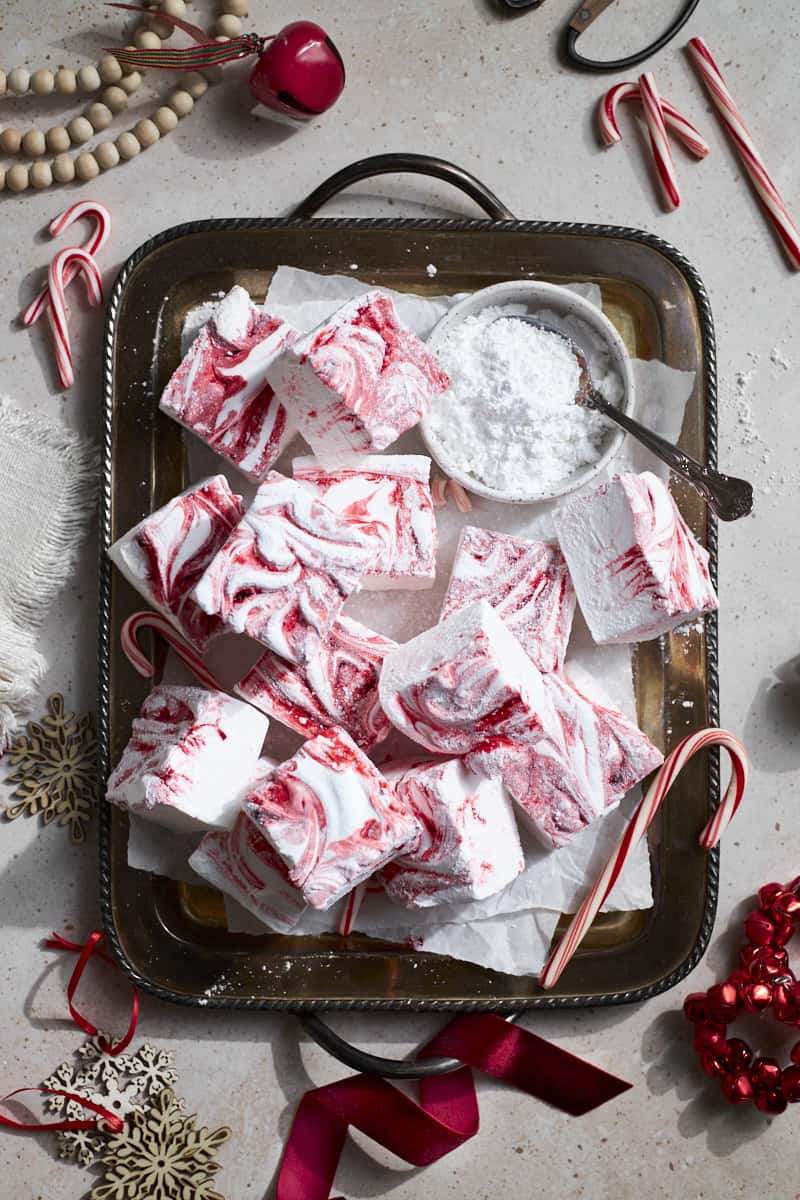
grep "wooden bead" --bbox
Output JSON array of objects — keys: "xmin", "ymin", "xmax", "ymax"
[
  {"xmin": 6, "ymin": 164, "xmax": 29, "ymax": 192},
  {"xmin": 76, "ymin": 152, "xmax": 100, "ymax": 181},
  {"xmin": 46, "ymin": 125, "xmax": 72, "ymax": 154},
  {"xmin": 223, "ymin": 0, "xmax": 248, "ymax": 14},
  {"xmin": 116, "ymin": 131, "xmax": 141, "ymax": 160},
  {"xmin": 102, "ymin": 86, "xmax": 129, "ymax": 114},
  {"xmin": 134, "ymin": 29, "xmax": 161, "ymax": 49},
  {"xmin": 98, "ymin": 55, "xmax": 123, "ymax": 84},
  {"xmin": 167, "ymin": 90, "xmax": 194, "ymax": 117},
  {"xmin": 153, "ymin": 106, "xmax": 178, "ymax": 134},
  {"xmin": 95, "ymin": 141, "xmax": 120, "ymax": 171},
  {"xmin": 30, "ymin": 69, "xmax": 55, "ymax": 95},
  {"xmin": 8, "ymin": 68, "xmax": 30, "ymax": 95},
  {"xmin": 86, "ymin": 102, "xmax": 113, "ymax": 131},
  {"xmin": 133, "ymin": 118, "xmax": 160, "ymax": 147},
  {"xmin": 77, "ymin": 65, "xmax": 102, "ymax": 93},
  {"xmin": 21, "ymin": 129, "xmax": 46, "ymax": 158},
  {"xmin": 162, "ymin": 0, "xmax": 187, "ymax": 15},
  {"xmin": 215, "ymin": 14, "xmax": 242, "ymax": 37},
  {"xmin": 0, "ymin": 128, "xmax": 22, "ymax": 154},
  {"xmin": 0, "ymin": 70, "xmax": 6, "ymax": 97},
  {"xmin": 54, "ymin": 67, "xmax": 77, "ymax": 94},
  {"xmin": 148, "ymin": 16, "xmax": 174, "ymax": 40},
  {"xmin": 52, "ymin": 154, "xmax": 76, "ymax": 184},
  {"xmin": 30, "ymin": 161, "xmax": 53, "ymax": 189},
  {"xmin": 68, "ymin": 116, "xmax": 94, "ymax": 145},
  {"xmin": 177, "ymin": 71, "xmax": 208, "ymax": 98},
  {"xmin": 119, "ymin": 71, "xmax": 143, "ymax": 95}
]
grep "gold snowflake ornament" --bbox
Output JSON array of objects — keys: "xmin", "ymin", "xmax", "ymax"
[
  {"xmin": 90, "ymin": 1088, "xmax": 231, "ymax": 1200},
  {"xmin": 3, "ymin": 693, "xmax": 96, "ymax": 842}
]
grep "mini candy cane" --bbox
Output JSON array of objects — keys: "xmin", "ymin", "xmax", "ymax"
[
  {"xmin": 448, "ymin": 479, "xmax": 473, "ymax": 513},
  {"xmin": 688, "ymin": 36, "xmax": 800, "ymax": 270},
  {"xmin": 599, "ymin": 81, "xmax": 710, "ymax": 158},
  {"xmin": 121, "ymin": 611, "xmax": 225, "ymax": 693},
  {"xmin": 431, "ymin": 476, "xmax": 449, "ymax": 509},
  {"xmin": 638, "ymin": 72, "xmax": 681, "ymax": 210},
  {"xmin": 337, "ymin": 883, "xmax": 366, "ymax": 936},
  {"xmin": 48, "ymin": 247, "xmax": 103, "ymax": 389},
  {"xmin": 22, "ymin": 201, "xmax": 112, "ymax": 327},
  {"xmin": 539, "ymin": 729, "xmax": 749, "ymax": 991}
]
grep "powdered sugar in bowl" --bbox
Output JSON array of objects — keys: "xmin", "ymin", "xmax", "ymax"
[{"xmin": 422, "ymin": 280, "xmax": 635, "ymax": 503}]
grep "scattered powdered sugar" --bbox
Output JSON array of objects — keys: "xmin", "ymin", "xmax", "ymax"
[
  {"xmin": 426, "ymin": 263, "xmax": 438, "ymax": 277},
  {"xmin": 428, "ymin": 307, "xmax": 613, "ymax": 495}
]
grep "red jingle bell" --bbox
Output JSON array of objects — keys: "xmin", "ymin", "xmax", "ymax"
[
  {"xmin": 694, "ymin": 1024, "xmax": 727, "ymax": 1055},
  {"xmin": 751, "ymin": 1057, "xmax": 783, "ymax": 1091},
  {"xmin": 772, "ymin": 892, "xmax": 800, "ymax": 923},
  {"xmin": 724, "ymin": 1038, "xmax": 753, "ymax": 1073},
  {"xmin": 760, "ymin": 882, "xmax": 785, "ymax": 908},
  {"xmin": 770, "ymin": 983, "xmax": 798, "ymax": 1024},
  {"xmin": 787, "ymin": 876, "xmax": 800, "ymax": 894},
  {"xmin": 706, "ymin": 981, "xmax": 740, "ymax": 1021},
  {"xmin": 744, "ymin": 910, "xmax": 775, "ymax": 946},
  {"xmin": 728, "ymin": 967, "xmax": 751, "ymax": 987},
  {"xmin": 721, "ymin": 1072, "xmax": 754, "ymax": 1104},
  {"xmin": 739, "ymin": 944, "xmax": 759, "ymax": 970},
  {"xmin": 754, "ymin": 1088, "xmax": 788, "ymax": 1114},
  {"xmin": 772, "ymin": 920, "xmax": 795, "ymax": 948},
  {"xmin": 781, "ymin": 1064, "xmax": 800, "ymax": 1102},
  {"xmin": 748, "ymin": 946, "xmax": 788, "ymax": 982},
  {"xmin": 741, "ymin": 981, "xmax": 772, "ymax": 1012},
  {"xmin": 701, "ymin": 1051, "xmax": 729, "ymax": 1079},
  {"xmin": 249, "ymin": 21, "xmax": 345, "ymax": 121},
  {"xmin": 683, "ymin": 992, "xmax": 709, "ymax": 1023}
]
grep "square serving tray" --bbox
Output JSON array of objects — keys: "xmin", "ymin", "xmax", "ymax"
[{"xmin": 98, "ymin": 211, "xmax": 720, "ymax": 1013}]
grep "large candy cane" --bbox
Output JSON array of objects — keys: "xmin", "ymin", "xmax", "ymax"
[
  {"xmin": 121, "ymin": 611, "xmax": 226, "ymax": 693},
  {"xmin": 48, "ymin": 247, "xmax": 104, "ymax": 389},
  {"xmin": 337, "ymin": 883, "xmax": 367, "ymax": 936},
  {"xmin": 539, "ymin": 729, "xmax": 749, "ymax": 991},
  {"xmin": 687, "ymin": 36, "xmax": 800, "ymax": 270},
  {"xmin": 22, "ymin": 202, "xmax": 112, "ymax": 327},
  {"xmin": 599, "ymin": 82, "xmax": 710, "ymax": 158},
  {"xmin": 638, "ymin": 72, "xmax": 681, "ymax": 210}
]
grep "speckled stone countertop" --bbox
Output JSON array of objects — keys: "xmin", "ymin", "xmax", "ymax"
[{"xmin": 1, "ymin": 1, "xmax": 799, "ymax": 1196}]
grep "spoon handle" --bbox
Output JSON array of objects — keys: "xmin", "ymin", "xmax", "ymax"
[{"xmin": 590, "ymin": 393, "xmax": 754, "ymax": 522}]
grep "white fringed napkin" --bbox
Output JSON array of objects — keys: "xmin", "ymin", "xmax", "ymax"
[{"xmin": 0, "ymin": 396, "xmax": 98, "ymax": 750}]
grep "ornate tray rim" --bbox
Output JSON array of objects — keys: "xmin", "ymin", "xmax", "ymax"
[{"xmin": 98, "ymin": 214, "xmax": 719, "ymax": 1014}]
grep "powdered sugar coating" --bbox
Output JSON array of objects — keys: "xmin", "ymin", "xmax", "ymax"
[
  {"xmin": 190, "ymin": 808, "xmax": 307, "ymax": 934},
  {"xmin": 379, "ymin": 759, "xmax": 524, "ymax": 907},
  {"xmin": 235, "ymin": 615, "xmax": 396, "ymax": 750},
  {"xmin": 160, "ymin": 286, "xmax": 298, "ymax": 482},
  {"xmin": 191, "ymin": 472, "xmax": 378, "ymax": 664},
  {"xmin": 379, "ymin": 601, "xmax": 558, "ymax": 755},
  {"xmin": 466, "ymin": 669, "xmax": 662, "ymax": 849},
  {"xmin": 267, "ymin": 290, "xmax": 450, "ymax": 461},
  {"xmin": 441, "ymin": 526, "xmax": 575, "ymax": 672},
  {"xmin": 108, "ymin": 475, "xmax": 244, "ymax": 651},
  {"xmin": 244, "ymin": 727, "xmax": 420, "ymax": 910},
  {"xmin": 293, "ymin": 454, "xmax": 438, "ymax": 590},
  {"xmin": 554, "ymin": 470, "xmax": 718, "ymax": 644},
  {"xmin": 106, "ymin": 684, "xmax": 268, "ymax": 833}
]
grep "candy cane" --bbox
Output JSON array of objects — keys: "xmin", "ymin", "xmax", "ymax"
[
  {"xmin": 539, "ymin": 729, "xmax": 749, "ymax": 991},
  {"xmin": 337, "ymin": 883, "xmax": 366, "ymax": 936},
  {"xmin": 688, "ymin": 36, "xmax": 800, "ymax": 270},
  {"xmin": 48, "ymin": 247, "xmax": 104, "ymax": 389},
  {"xmin": 599, "ymin": 82, "xmax": 709, "ymax": 158},
  {"xmin": 448, "ymin": 479, "xmax": 473, "ymax": 513},
  {"xmin": 431, "ymin": 476, "xmax": 449, "ymax": 509},
  {"xmin": 638, "ymin": 72, "xmax": 681, "ymax": 210},
  {"xmin": 22, "ymin": 201, "xmax": 112, "ymax": 327},
  {"xmin": 121, "ymin": 611, "xmax": 225, "ymax": 693}
]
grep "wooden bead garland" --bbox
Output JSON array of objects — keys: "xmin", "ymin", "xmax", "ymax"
[{"xmin": 0, "ymin": 1, "xmax": 247, "ymax": 192}]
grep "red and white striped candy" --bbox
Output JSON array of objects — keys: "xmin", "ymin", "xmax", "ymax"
[
  {"xmin": 688, "ymin": 36, "xmax": 800, "ymax": 270},
  {"xmin": 337, "ymin": 882, "xmax": 366, "ymax": 936},
  {"xmin": 599, "ymin": 81, "xmax": 710, "ymax": 158},
  {"xmin": 448, "ymin": 479, "xmax": 473, "ymax": 513},
  {"xmin": 121, "ymin": 610, "xmax": 225, "ymax": 693},
  {"xmin": 638, "ymin": 72, "xmax": 681, "ymax": 210},
  {"xmin": 48, "ymin": 247, "xmax": 104, "ymax": 389},
  {"xmin": 431, "ymin": 476, "xmax": 449, "ymax": 509},
  {"xmin": 23, "ymin": 201, "xmax": 112, "ymax": 327},
  {"xmin": 539, "ymin": 728, "xmax": 749, "ymax": 991}
]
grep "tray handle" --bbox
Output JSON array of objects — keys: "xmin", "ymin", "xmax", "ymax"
[{"xmin": 290, "ymin": 152, "xmax": 516, "ymax": 220}]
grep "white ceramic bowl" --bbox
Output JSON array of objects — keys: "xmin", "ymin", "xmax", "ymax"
[{"xmin": 421, "ymin": 280, "xmax": 636, "ymax": 504}]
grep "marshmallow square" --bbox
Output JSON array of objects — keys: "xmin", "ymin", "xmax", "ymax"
[
  {"xmin": 293, "ymin": 454, "xmax": 438, "ymax": 590},
  {"xmin": 235, "ymin": 614, "xmax": 396, "ymax": 750},
  {"xmin": 379, "ymin": 600, "xmax": 558, "ymax": 756},
  {"xmin": 160, "ymin": 286, "xmax": 298, "ymax": 482},
  {"xmin": 191, "ymin": 472, "xmax": 378, "ymax": 664},
  {"xmin": 554, "ymin": 471, "xmax": 718, "ymax": 645},
  {"xmin": 106, "ymin": 685, "xmax": 268, "ymax": 833},
  {"xmin": 244, "ymin": 726, "xmax": 420, "ymax": 910},
  {"xmin": 108, "ymin": 475, "xmax": 244, "ymax": 651},
  {"xmin": 379, "ymin": 759, "xmax": 524, "ymax": 907},
  {"xmin": 441, "ymin": 525, "xmax": 575, "ymax": 672},
  {"xmin": 190, "ymin": 809, "xmax": 307, "ymax": 934},
  {"xmin": 267, "ymin": 290, "xmax": 450, "ymax": 460}
]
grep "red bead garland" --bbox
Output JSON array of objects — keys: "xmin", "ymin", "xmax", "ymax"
[{"xmin": 684, "ymin": 879, "xmax": 800, "ymax": 1111}]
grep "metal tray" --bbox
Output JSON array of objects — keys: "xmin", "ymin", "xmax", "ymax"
[{"xmin": 98, "ymin": 155, "xmax": 720, "ymax": 1017}]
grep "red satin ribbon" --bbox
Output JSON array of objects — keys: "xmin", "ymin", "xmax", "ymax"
[
  {"xmin": 46, "ymin": 931, "xmax": 139, "ymax": 1056},
  {"xmin": 277, "ymin": 1013, "xmax": 631, "ymax": 1200},
  {"xmin": 0, "ymin": 1088, "xmax": 124, "ymax": 1134}
]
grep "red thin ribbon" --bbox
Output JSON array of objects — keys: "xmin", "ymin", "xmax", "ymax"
[
  {"xmin": 277, "ymin": 1013, "xmax": 631, "ymax": 1200},
  {"xmin": 46, "ymin": 931, "xmax": 139, "ymax": 1056},
  {"xmin": 0, "ymin": 1088, "xmax": 124, "ymax": 1135}
]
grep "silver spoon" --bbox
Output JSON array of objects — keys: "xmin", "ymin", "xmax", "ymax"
[{"xmin": 494, "ymin": 316, "xmax": 753, "ymax": 522}]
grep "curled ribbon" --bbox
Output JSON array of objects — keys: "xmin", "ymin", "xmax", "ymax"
[
  {"xmin": 0, "ymin": 1088, "xmax": 124, "ymax": 1135},
  {"xmin": 46, "ymin": 931, "xmax": 139, "ymax": 1057}
]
